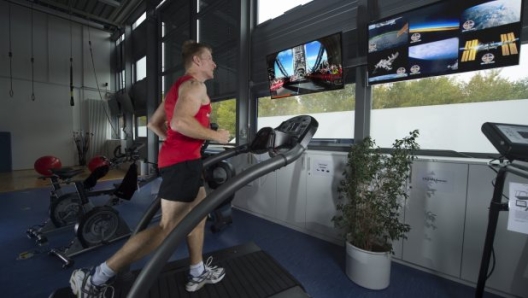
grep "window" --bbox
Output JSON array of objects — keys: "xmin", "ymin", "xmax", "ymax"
[
  {"xmin": 257, "ymin": 84, "xmax": 355, "ymax": 140},
  {"xmin": 137, "ymin": 116, "xmax": 147, "ymax": 137},
  {"xmin": 370, "ymin": 45, "xmax": 528, "ymax": 155},
  {"xmin": 117, "ymin": 69, "xmax": 125, "ymax": 90},
  {"xmin": 116, "ymin": 34, "xmax": 124, "ymax": 46},
  {"xmin": 258, "ymin": 0, "xmax": 313, "ymax": 24},
  {"xmin": 157, "ymin": 0, "xmax": 167, "ymax": 10},
  {"xmin": 198, "ymin": 0, "xmax": 217, "ymax": 13},
  {"xmin": 197, "ymin": 0, "xmax": 238, "ymax": 98},
  {"xmin": 115, "ymin": 35, "xmax": 125, "ymax": 90},
  {"xmin": 136, "ymin": 56, "xmax": 147, "ymax": 81},
  {"xmin": 132, "ymin": 12, "xmax": 146, "ymax": 30},
  {"xmin": 119, "ymin": 116, "xmax": 126, "ymax": 139},
  {"xmin": 210, "ymin": 99, "xmax": 236, "ymax": 143}
]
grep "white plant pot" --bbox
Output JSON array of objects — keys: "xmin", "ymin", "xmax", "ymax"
[{"xmin": 345, "ymin": 241, "xmax": 392, "ymax": 290}]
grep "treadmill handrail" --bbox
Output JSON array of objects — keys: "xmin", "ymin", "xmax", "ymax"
[{"xmin": 127, "ymin": 143, "xmax": 305, "ymax": 298}]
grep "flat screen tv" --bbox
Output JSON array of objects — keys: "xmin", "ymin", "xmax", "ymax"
[
  {"xmin": 266, "ymin": 33, "xmax": 344, "ymax": 99},
  {"xmin": 367, "ymin": 0, "xmax": 524, "ymax": 85}
]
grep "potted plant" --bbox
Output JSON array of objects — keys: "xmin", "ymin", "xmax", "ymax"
[{"xmin": 332, "ymin": 130, "xmax": 419, "ymax": 290}]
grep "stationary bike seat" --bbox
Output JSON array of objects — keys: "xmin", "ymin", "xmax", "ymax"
[{"xmin": 49, "ymin": 168, "xmax": 84, "ymax": 180}]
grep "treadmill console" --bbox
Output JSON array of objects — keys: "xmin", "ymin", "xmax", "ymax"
[
  {"xmin": 482, "ymin": 122, "xmax": 528, "ymax": 162},
  {"xmin": 249, "ymin": 115, "xmax": 318, "ymax": 155}
]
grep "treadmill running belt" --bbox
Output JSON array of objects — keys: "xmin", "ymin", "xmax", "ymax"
[{"xmin": 50, "ymin": 242, "xmax": 309, "ymax": 298}]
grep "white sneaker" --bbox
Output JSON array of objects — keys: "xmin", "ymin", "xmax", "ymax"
[
  {"xmin": 69, "ymin": 268, "xmax": 114, "ymax": 298},
  {"xmin": 185, "ymin": 256, "xmax": 226, "ymax": 292}
]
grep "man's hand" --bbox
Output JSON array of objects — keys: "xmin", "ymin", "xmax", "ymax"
[{"xmin": 214, "ymin": 129, "xmax": 230, "ymax": 143}]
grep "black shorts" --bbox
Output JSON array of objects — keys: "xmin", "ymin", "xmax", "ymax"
[{"xmin": 158, "ymin": 158, "xmax": 204, "ymax": 202}]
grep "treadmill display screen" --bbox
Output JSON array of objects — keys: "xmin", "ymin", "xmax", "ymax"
[{"xmin": 497, "ymin": 124, "xmax": 528, "ymax": 144}]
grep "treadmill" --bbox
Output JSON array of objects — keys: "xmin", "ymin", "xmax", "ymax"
[{"xmin": 50, "ymin": 115, "xmax": 318, "ymax": 298}]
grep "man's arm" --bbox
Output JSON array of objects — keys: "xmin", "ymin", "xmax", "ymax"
[
  {"xmin": 147, "ymin": 101, "xmax": 167, "ymax": 140},
  {"xmin": 171, "ymin": 80, "xmax": 229, "ymax": 143}
]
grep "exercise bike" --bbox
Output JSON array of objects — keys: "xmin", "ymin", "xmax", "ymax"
[
  {"xmin": 49, "ymin": 144, "xmax": 163, "ymax": 268},
  {"xmin": 26, "ymin": 144, "xmax": 146, "ymax": 247},
  {"xmin": 48, "ymin": 163, "xmax": 138, "ymax": 268},
  {"xmin": 26, "ymin": 168, "xmax": 87, "ymax": 246}
]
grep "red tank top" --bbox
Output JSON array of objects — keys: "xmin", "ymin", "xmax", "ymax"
[{"xmin": 158, "ymin": 75, "xmax": 211, "ymax": 168}]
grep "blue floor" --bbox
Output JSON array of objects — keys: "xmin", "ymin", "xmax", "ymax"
[{"xmin": 0, "ymin": 180, "xmax": 503, "ymax": 298}]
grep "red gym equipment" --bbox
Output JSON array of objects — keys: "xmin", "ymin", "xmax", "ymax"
[
  {"xmin": 34, "ymin": 156, "xmax": 62, "ymax": 177},
  {"xmin": 88, "ymin": 156, "xmax": 110, "ymax": 173}
]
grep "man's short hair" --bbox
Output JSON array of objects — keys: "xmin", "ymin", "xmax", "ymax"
[{"xmin": 182, "ymin": 40, "xmax": 213, "ymax": 70}]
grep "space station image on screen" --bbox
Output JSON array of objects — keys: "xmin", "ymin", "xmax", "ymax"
[
  {"xmin": 266, "ymin": 33, "xmax": 344, "ymax": 99},
  {"xmin": 367, "ymin": 0, "xmax": 523, "ymax": 85}
]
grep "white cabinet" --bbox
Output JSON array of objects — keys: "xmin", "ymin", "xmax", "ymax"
[
  {"xmin": 462, "ymin": 164, "xmax": 528, "ymax": 297},
  {"xmin": 403, "ymin": 160, "xmax": 468, "ymax": 278},
  {"xmin": 232, "ymin": 150, "xmax": 345, "ymax": 243},
  {"xmin": 232, "ymin": 151, "xmax": 528, "ymax": 298},
  {"xmin": 276, "ymin": 157, "xmax": 307, "ymax": 229},
  {"xmin": 232, "ymin": 154, "xmax": 277, "ymax": 219},
  {"xmin": 305, "ymin": 151, "xmax": 347, "ymax": 241}
]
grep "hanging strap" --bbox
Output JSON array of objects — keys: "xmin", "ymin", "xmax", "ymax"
[
  {"xmin": 70, "ymin": 58, "xmax": 74, "ymax": 106},
  {"xmin": 87, "ymin": 25, "xmax": 120, "ymax": 137},
  {"xmin": 69, "ymin": 1, "xmax": 74, "ymax": 106},
  {"xmin": 31, "ymin": 4, "xmax": 35, "ymax": 101},
  {"xmin": 8, "ymin": 2, "xmax": 14, "ymax": 98}
]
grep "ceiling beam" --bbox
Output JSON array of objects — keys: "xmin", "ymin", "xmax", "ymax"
[
  {"xmin": 98, "ymin": 0, "xmax": 121, "ymax": 8},
  {"xmin": 109, "ymin": 0, "xmax": 144, "ymax": 24},
  {"xmin": 8, "ymin": 0, "xmax": 110, "ymax": 31},
  {"xmin": 33, "ymin": 0, "xmax": 122, "ymax": 28}
]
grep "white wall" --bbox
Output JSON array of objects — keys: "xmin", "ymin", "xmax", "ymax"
[{"xmin": 0, "ymin": 2, "xmax": 112, "ymax": 170}]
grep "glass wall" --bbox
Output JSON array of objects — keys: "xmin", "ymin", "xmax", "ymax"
[
  {"xmin": 370, "ymin": 45, "xmax": 528, "ymax": 155},
  {"xmin": 158, "ymin": 0, "xmax": 239, "ymax": 145},
  {"xmin": 197, "ymin": 0, "xmax": 239, "ymax": 144},
  {"xmin": 211, "ymin": 99, "xmax": 237, "ymax": 143},
  {"xmin": 132, "ymin": 12, "xmax": 146, "ymax": 30},
  {"xmin": 136, "ymin": 56, "xmax": 146, "ymax": 81},
  {"xmin": 160, "ymin": 1, "xmax": 190, "ymax": 94},
  {"xmin": 198, "ymin": 0, "xmax": 238, "ymax": 99},
  {"xmin": 257, "ymin": 84, "xmax": 355, "ymax": 140}
]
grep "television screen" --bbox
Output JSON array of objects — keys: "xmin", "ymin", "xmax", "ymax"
[
  {"xmin": 266, "ymin": 33, "xmax": 344, "ymax": 99},
  {"xmin": 367, "ymin": 0, "xmax": 524, "ymax": 85}
]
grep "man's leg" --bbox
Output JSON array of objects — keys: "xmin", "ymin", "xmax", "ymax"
[
  {"xmin": 186, "ymin": 186, "xmax": 207, "ymax": 266},
  {"xmin": 70, "ymin": 198, "xmax": 192, "ymax": 297},
  {"xmin": 106, "ymin": 198, "xmax": 192, "ymax": 271},
  {"xmin": 185, "ymin": 186, "xmax": 226, "ymax": 292}
]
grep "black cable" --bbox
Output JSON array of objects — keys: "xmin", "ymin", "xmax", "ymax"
[
  {"xmin": 8, "ymin": 2, "xmax": 14, "ymax": 97},
  {"xmin": 31, "ymin": 3, "xmax": 35, "ymax": 101},
  {"xmin": 87, "ymin": 25, "xmax": 120, "ymax": 137},
  {"xmin": 69, "ymin": 0, "xmax": 74, "ymax": 106},
  {"xmin": 488, "ymin": 157, "xmax": 510, "ymax": 201},
  {"xmin": 485, "ymin": 157, "xmax": 503, "ymax": 281},
  {"xmin": 486, "ymin": 246, "xmax": 496, "ymax": 280}
]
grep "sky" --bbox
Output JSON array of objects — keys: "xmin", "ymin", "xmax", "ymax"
[{"xmin": 258, "ymin": 0, "xmax": 313, "ymax": 24}]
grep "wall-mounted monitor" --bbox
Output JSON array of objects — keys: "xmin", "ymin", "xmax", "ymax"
[
  {"xmin": 367, "ymin": 0, "xmax": 524, "ymax": 85},
  {"xmin": 266, "ymin": 33, "xmax": 344, "ymax": 99}
]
